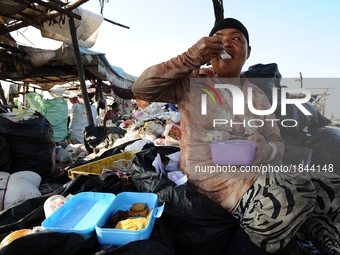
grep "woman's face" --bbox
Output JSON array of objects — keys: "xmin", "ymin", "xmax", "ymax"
[{"xmin": 211, "ymin": 28, "xmax": 251, "ymax": 78}]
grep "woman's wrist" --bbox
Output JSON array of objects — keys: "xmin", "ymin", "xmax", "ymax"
[{"xmin": 265, "ymin": 142, "xmax": 277, "ymax": 163}]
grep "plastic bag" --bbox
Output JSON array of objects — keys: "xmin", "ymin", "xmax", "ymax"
[
  {"xmin": 0, "ymin": 112, "xmax": 57, "ymax": 183},
  {"xmin": 0, "ymin": 135, "xmax": 11, "ymax": 172},
  {"xmin": 26, "ymin": 92, "xmax": 68, "ymax": 142},
  {"xmin": 42, "ymin": 97, "xmax": 68, "ymax": 142},
  {"xmin": 4, "ymin": 171, "xmax": 42, "ymax": 210},
  {"xmin": 124, "ymin": 139, "xmax": 154, "ymax": 152},
  {"xmin": 84, "ymin": 124, "xmax": 126, "ymax": 153},
  {"xmin": 69, "ymin": 103, "xmax": 97, "ymax": 144},
  {"xmin": 56, "ymin": 147, "xmax": 70, "ymax": 162},
  {"xmin": 131, "ymin": 146, "xmax": 179, "ymax": 193},
  {"xmin": 0, "ymin": 196, "xmax": 48, "ymax": 235},
  {"xmin": 0, "ymin": 231, "xmax": 95, "ymax": 255}
]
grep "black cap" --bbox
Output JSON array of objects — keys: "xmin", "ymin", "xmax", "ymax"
[{"xmin": 209, "ymin": 18, "xmax": 249, "ymax": 45}]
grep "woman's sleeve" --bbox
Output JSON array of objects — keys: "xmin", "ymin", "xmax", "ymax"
[
  {"xmin": 132, "ymin": 44, "xmax": 206, "ymax": 104},
  {"xmin": 262, "ymin": 101, "xmax": 285, "ymax": 165}
]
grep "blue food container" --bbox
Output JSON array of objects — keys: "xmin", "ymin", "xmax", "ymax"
[
  {"xmin": 95, "ymin": 192, "xmax": 164, "ymax": 246},
  {"xmin": 41, "ymin": 192, "xmax": 116, "ymax": 234}
]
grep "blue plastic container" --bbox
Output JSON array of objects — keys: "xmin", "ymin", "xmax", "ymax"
[
  {"xmin": 95, "ymin": 192, "xmax": 164, "ymax": 246},
  {"xmin": 41, "ymin": 192, "xmax": 116, "ymax": 234}
]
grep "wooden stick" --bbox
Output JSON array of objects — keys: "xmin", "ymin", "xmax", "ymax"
[{"xmin": 0, "ymin": 0, "xmax": 89, "ymax": 35}]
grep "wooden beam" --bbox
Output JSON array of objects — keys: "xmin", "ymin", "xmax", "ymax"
[
  {"xmin": 104, "ymin": 18, "xmax": 130, "ymax": 29},
  {"xmin": 0, "ymin": 81, "xmax": 8, "ymax": 105},
  {"xmin": 212, "ymin": 0, "xmax": 224, "ymax": 24},
  {"xmin": 0, "ymin": 43, "xmax": 26, "ymax": 53},
  {"xmin": 0, "ymin": 0, "xmax": 89, "ymax": 35},
  {"xmin": 68, "ymin": 16, "xmax": 94, "ymax": 126},
  {"xmin": 32, "ymin": 0, "xmax": 82, "ymax": 20}
]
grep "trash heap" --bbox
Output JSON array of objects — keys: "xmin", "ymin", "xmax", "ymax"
[
  {"xmin": 82, "ymin": 102, "xmax": 181, "ymax": 156},
  {"xmin": 115, "ymin": 102, "xmax": 181, "ymax": 147}
]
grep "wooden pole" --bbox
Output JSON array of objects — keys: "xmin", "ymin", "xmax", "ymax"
[
  {"xmin": 0, "ymin": 81, "xmax": 8, "ymax": 105},
  {"xmin": 0, "ymin": 0, "xmax": 89, "ymax": 35},
  {"xmin": 103, "ymin": 18, "xmax": 130, "ymax": 29},
  {"xmin": 212, "ymin": 0, "xmax": 224, "ymax": 24},
  {"xmin": 68, "ymin": 16, "xmax": 94, "ymax": 126}
]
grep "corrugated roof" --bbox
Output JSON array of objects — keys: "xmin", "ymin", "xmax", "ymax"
[{"xmin": 0, "ymin": 0, "xmax": 136, "ymax": 90}]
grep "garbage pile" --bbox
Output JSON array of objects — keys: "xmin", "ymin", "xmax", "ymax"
[{"xmin": 83, "ymin": 102, "xmax": 181, "ymax": 156}]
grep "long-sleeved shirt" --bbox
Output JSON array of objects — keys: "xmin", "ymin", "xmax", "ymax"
[{"xmin": 132, "ymin": 44, "xmax": 284, "ymax": 212}]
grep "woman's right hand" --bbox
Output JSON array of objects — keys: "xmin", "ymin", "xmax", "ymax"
[{"xmin": 194, "ymin": 36, "xmax": 225, "ymax": 63}]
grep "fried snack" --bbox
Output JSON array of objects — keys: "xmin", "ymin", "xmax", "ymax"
[
  {"xmin": 128, "ymin": 203, "xmax": 148, "ymax": 217},
  {"xmin": 130, "ymin": 203, "xmax": 146, "ymax": 212},
  {"xmin": 128, "ymin": 209, "xmax": 148, "ymax": 217},
  {"xmin": 103, "ymin": 210, "xmax": 129, "ymax": 228}
]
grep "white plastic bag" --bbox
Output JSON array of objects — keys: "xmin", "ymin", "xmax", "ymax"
[{"xmin": 4, "ymin": 171, "xmax": 42, "ymax": 210}]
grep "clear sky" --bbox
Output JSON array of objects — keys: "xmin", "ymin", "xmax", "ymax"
[{"xmin": 11, "ymin": 0, "xmax": 340, "ymax": 118}]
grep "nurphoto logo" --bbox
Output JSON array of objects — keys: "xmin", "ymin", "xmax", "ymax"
[
  {"xmin": 201, "ymin": 84, "xmax": 312, "ymax": 116},
  {"xmin": 199, "ymin": 83, "xmax": 312, "ymax": 128}
]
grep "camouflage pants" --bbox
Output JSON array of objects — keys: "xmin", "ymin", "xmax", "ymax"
[{"xmin": 233, "ymin": 171, "xmax": 340, "ymax": 254}]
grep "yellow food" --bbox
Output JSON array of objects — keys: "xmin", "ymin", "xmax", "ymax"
[
  {"xmin": 115, "ymin": 209, "xmax": 153, "ymax": 231},
  {"xmin": 0, "ymin": 229, "xmax": 32, "ymax": 248},
  {"xmin": 115, "ymin": 217, "xmax": 146, "ymax": 230}
]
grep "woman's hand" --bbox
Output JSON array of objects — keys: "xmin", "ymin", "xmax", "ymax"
[
  {"xmin": 247, "ymin": 134, "xmax": 272, "ymax": 165},
  {"xmin": 194, "ymin": 36, "xmax": 225, "ymax": 63}
]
